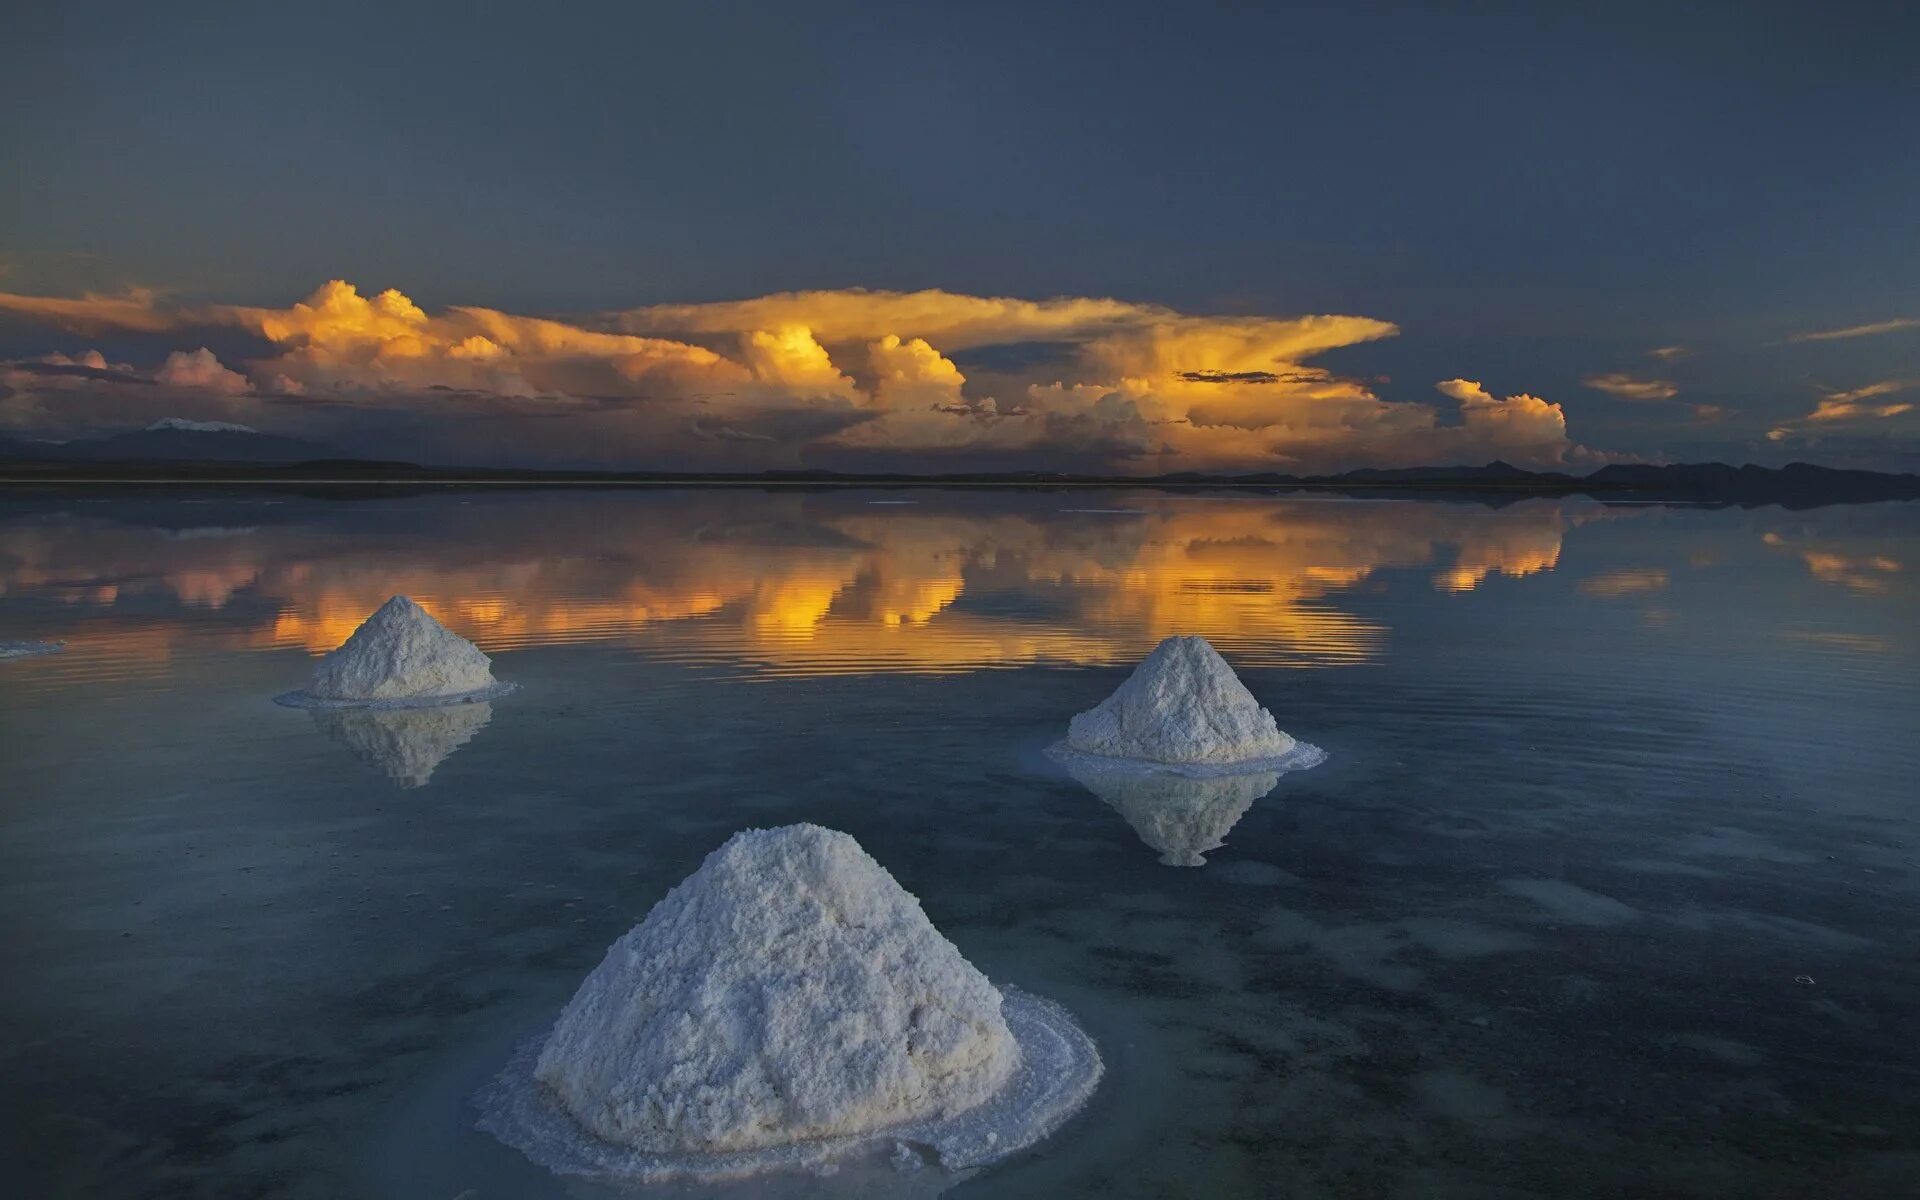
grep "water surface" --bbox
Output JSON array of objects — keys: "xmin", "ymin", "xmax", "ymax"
[{"xmin": 1, "ymin": 487, "xmax": 1915, "ymax": 1197}]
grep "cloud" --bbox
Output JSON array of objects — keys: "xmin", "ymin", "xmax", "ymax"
[
  {"xmin": 1818, "ymin": 378, "xmax": 1918, "ymax": 406},
  {"xmin": 0, "ymin": 287, "xmax": 182, "ymax": 333},
  {"xmin": 1647, "ymin": 345, "xmax": 1688, "ymax": 361},
  {"xmin": 1434, "ymin": 379, "xmax": 1578, "ymax": 462},
  {"xmin": 1177, "ymin": 369, "xmax": 1293, "ymax": 384},
  {"xmin": 155, "ymin": 348, "xmax": 251, "ymax": 395},
  {"xmin": 1766, "ymin": 379, "xmax": 1918, "ymax": 441},
  {"xmin": 1788, "ymin": 317, "xmax": 1920, "ymax": 343},
  {"xmin": 1582, "ymin": 372, "xmax": 1678, "ymax": 401},
  {"xmin": 0, "ymin": 278, "xmax": 1604, "ymax": 472},
  {"xmin": 607, "ymin": 288, "xmax": 1156, "ymax": 350},
  {"xmin": 1691, "ymin": 403, "xmax": 1729, "ymax": 423},
  {"xmin": 0, "ymin": 346, "xmax": 262, "ymax": 434}
]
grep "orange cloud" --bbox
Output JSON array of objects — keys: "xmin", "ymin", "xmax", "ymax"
[
  {"xmin": 0, "ymin": 278, "xmax": 1604, "ymax": 472},
  {"xmin": 0, "ymin": 287, "xmax": 181, "ymax": 333},
  {"xmin": 1583, "ymin": 372, "xmax": 1677, "ymax": 401},
  {"xmin": 608, "ymin": 288, "xmax": 1156, "ymax": 350},
  {"xmin": 1577, "ymin": 568, "xmax": 1669, "ymax": 597},
  {"xmin": 1766, "ymin": 379, "xmax": 1918, "ymax": 441},
  {"xmin": 1434, "ymin": 379, "xmax": 1577, "ymax": 462}
]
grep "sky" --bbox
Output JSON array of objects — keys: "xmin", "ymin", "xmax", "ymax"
[{"xmin": 1, "ymin": 0, "xmax": 1916, "ymax": 473}]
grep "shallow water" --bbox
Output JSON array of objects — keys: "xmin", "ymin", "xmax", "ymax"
[{"xmin": 1, "ymin": 487, "xmax": 1916, "ymax": 1198}]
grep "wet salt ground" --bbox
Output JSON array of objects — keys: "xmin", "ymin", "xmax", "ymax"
[{"xmin": 1, "ymin": 492, "xmax": 1917, "ymax": 1198}]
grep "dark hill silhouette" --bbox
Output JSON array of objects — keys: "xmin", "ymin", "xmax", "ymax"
[{"xmin": 0, "ymin": 447, "xmax": 1914, "ymax": 506}]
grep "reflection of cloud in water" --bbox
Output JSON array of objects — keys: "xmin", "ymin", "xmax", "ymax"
[
  {"xmin": 1577, "ymin": 568, "xmax": 1669, "ymax": 597},
  {"xmin": 1064, "ymin": 757, "xmax": 1278, "ymax": 866},
  {"xmin": 311, "ymin": 701, "xmax": 492, "ymax": 788},
  {"xmin": 0, "ymin": 492, "xmax": 1601, "ymax": 681},
  {"xmin": 1763, "ymin": 530, "xmax": 1904, "ymax": 594}
]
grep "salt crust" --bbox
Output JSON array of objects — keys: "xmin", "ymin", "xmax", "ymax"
[
  {"xmin": 1060, "ymin": 635, "xmax": 1299, "ymax": 768},
  {"xmin": 478, "ymin": 825, "xmax": 1101, "ymax": 1182},
  {"xmin": 0, "ymin": 640, "xmax": 64, "ymax": 660},
  {"xmin": 273, "ymin": 595, "xmax": 515, "ymax": 709}
]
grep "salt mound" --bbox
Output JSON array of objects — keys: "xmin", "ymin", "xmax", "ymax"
[
  {"xmin": 311, "ymin": 701, "xmax": 492, "ymax": 788},
  {"xmin": 480, "ymin": 824, "xmax": 1102, "ymax": 1182},
  {"xmin": 541, "ymin": 825, "xmax": 1014, "ymax": 1150},
  {"xmin": 1063, "ymin": 635, "xmax": 1300, "ymax": 768},
  {"xmin": 0, "ymin": 640, "xmax": 64, "ymax": 660},
  {"xmin": 274, "ymin": 595, "xmax": 512, "ymax": 708},
  {"xmin": 1066, "ymin": 758, "xmax": 1279, "ymax": 867}
]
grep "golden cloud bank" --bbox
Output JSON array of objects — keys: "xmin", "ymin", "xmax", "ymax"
[{"xmin": 1, "ymin": 280, "xmax": 1594, "ymax": 471}]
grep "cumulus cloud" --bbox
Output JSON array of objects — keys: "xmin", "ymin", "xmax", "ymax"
[
  {"xmin": 0, "ymin": 278, "xmax": 1602, "ymax": 471},
  {"xmin": 1583, "ymin": 372, "xmax": 1678, "ymax": 401},
  {"xmin": 156, "ymin": 348, "xmax": 251, "ymax": 394},
  {"xmin": 1788, "ymin": 317, "xmax": 1920, "ymax": 343},
  {"xmin": 1434, "ymin": 379, "xmax": 1578, "ymax": 462},
  {"xmin": 0, "ymin": 345, "xmax": 269, "ymax": 433},
  {"xmin": 1647, "ymin": 345, "xmax": 1688, "ymax": 361}
]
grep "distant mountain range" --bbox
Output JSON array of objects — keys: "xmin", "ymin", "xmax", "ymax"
[
  {"xmin": 0, "ymin": 418, "xmax": 336, "ymax": 464},
  {"xmin": 0, "ymin": 428, "xmax": 1915, "ymax": 505}
]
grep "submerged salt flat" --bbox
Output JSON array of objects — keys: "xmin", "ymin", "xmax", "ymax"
[{"xmin": 2, "ymin": 489, "xmax": 1916, "ymax": 1200}]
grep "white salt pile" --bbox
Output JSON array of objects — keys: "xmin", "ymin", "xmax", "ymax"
[
  {"xmin": 273, "ymin": 595, "xmax": 513, "ymax": 708},
  {"xmin": 1065, "ymin": 757, "xmax": 1279, "ymax": 867},
  {"xmin": 311, "ymin": 701, "xmax": 492, "ymax": 788},
  {"xmin": 1057, "ymin": 634, "xmax": 1320, "ymax": 771},
  {"xmin": 0, "ymin": 640, "xmax": 64, "ymax": 660},
  {"xmin": 479, "ymin": 824, "xmax": 1102, "ymax": 1183}
]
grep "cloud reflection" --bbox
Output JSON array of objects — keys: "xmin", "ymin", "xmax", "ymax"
[{"xmin": 0, "ymin": 494, "xmax": 1590, "ymax": 682}]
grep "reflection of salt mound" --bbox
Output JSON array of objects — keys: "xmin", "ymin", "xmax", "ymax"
[
  {"xmin": 312, "ymin": 702, "xmax": 491, "ymax": 788},
  {"xmin": 275, "ymin": 595, "xmax": 512, "ymax": 708},
  {"xmin": 0, "ymin": 640, "xmax": 64, "ymax": 660},
  {"xmin": 1067, "ymin": 757, "xmax": 1277, "ymax": 866},
  {"xmin": 1064, "ymin": 635, "xmax": 1297, "ymax": 767},
  {"xmin": 480, "ymin": 824, "xmax": 1101, "ymax": 1182}
]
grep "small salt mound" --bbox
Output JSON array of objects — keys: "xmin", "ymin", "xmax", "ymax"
[
  {"xmin": 311, "ymin": 701, "xmax": 492, "ymax": 788},
  {"xmin": 275, "ymin": 595, "xmax": 512, "ymax": 708},
  {"xmin": 1065, "ymin": 757, "xmax": 1278, "ymax": 866},
  {"xmin": 0, "ymin": 640, "xmax": 64, "ymax": 660},
  {"xmin": 480, "ymin": 824, "xmax": 1101, "ymax": 1182},
  {"xmin": 1062, "ymin": 635, "xmax": 1299, "ymax": 767}
]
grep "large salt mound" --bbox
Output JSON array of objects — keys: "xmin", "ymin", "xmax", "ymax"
[
  {"xmin": 275, "ymin": 595, "xmax": 511, "ymax": 708},
  {"xmin": 1062, "ymin": 635, "xmax": 1300, "ymax": 767},
  {"xmin": 311, "ymin": 701, "xmax": 492, "ymax": 788},
  {"xmin": 1066, "ymin": 758, "xmax": 1279, "ymax": 867},
  {"xmin": 480, "ymin": 824, "xmax": 1102, "ymax": 1182}
]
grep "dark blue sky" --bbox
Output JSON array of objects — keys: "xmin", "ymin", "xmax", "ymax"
[{"xmin": 2, "ymin": 1, "xmax": 1916, "ymax": 469}]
